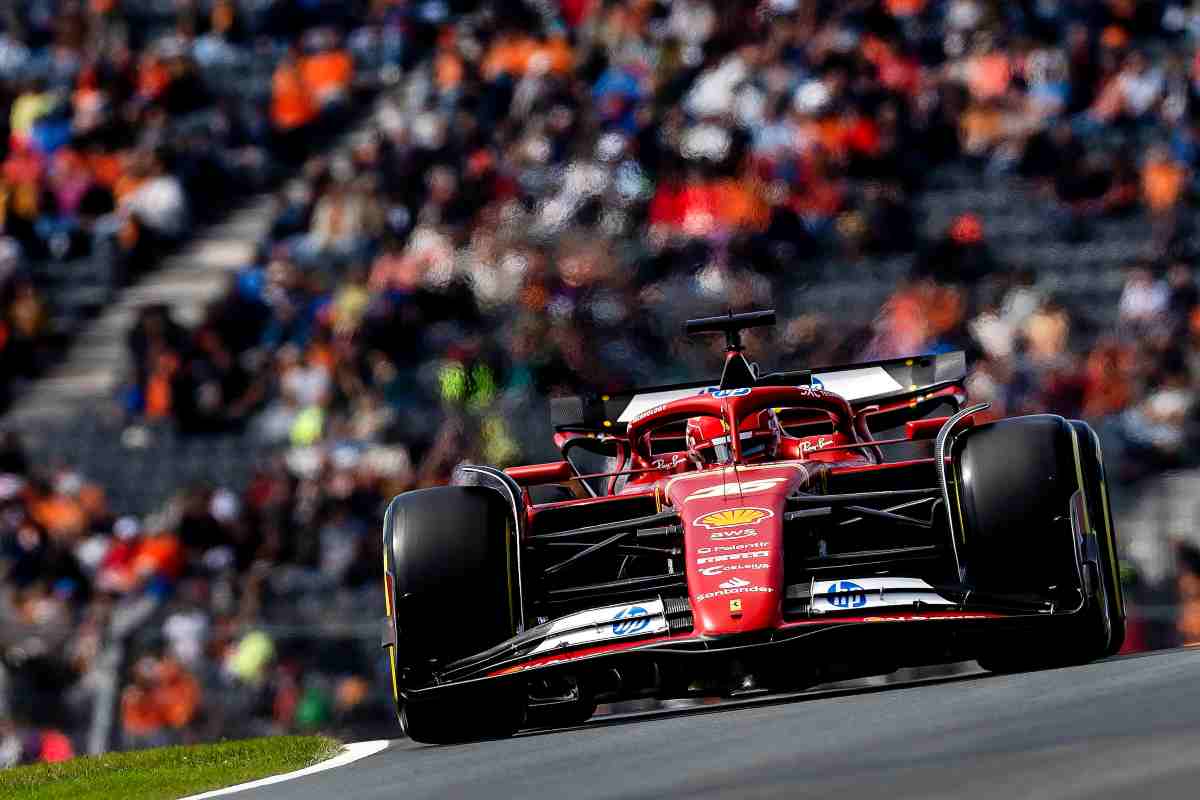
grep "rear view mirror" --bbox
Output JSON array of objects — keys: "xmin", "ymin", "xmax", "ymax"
[{"xmin": 560, "ymin": 436, "xmax": 626, "ymax": 496}]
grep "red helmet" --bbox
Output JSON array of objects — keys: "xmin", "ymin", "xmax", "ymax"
[{"xmin": 685, "ymin": 410, "xmax": 781, "ymax": 466}]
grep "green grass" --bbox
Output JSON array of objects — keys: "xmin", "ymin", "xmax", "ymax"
[{"xmin": 0, "ymin": 736, "xmax": 341, "ymax": 800}]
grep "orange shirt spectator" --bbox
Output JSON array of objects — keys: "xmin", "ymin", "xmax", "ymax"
[
  {"xmin": 959, "ymin": 102, "xmax": 1004, "ymax": 156},
  {"xmin": 133, "ymin": 531, "xmax": 185, "ymax": 580},
  {"xmin": 966, "ymin": 51, "xmax": 1011, "ymax": 101},
  {"xmin": 1142, "ymin": 152, "xmax": 1186, "ymax": 212},
  {"xmin": 155, "ymin": 658, "xmax": 201, "ymax": 729},
  {"xmin": 532, "ymin": 36, "xmax": 574, "ymax": 75},
  {"xmin": 435, "ymin": 49, "xmax": 464, "ymax": 92},
  {"xmin": 272, "ymin": 58, "xmax": 318, "ymax": 131},
  {"xmin": 714, "ymin": 178, "xmax": 768, "ymax": 230},
  {"xmin": 1083, "ymin": 344, "xmax": 1133, "ymax": 417},
  {"xmin": 30, "ymin": 492, "xmax": 86, "ymax": 541},
  {"xmin": 144, "ymin": 350, "xmax": 179, "ymax": 418},
  {"xmin": 121, "ymin": 683, "xmax": 165, "ymax": 738},
  {"xmin": 892, "ymin": 0, "xmax": 926, "ymax": 14},
  {"xmin": 482, "ymin": 33, "xmax": 538, "ymax": 79},
  {"xmin": 86, "ymin": 150, "xmax": 125, "ymax": 189},
  {"xmin": 886, "ymin": 0, "xmax": 926, "ymax": 15},
  {"xmin": 1178, "ymin": 567, "xmax": 1200, "ymax": 645},
  {"xmin": 137, "ymin": 54, "xmax": 171, "ymax": 101},
  {"xmin": 301, "ymin": 48, "xmax": 353, "ymax": 104}
]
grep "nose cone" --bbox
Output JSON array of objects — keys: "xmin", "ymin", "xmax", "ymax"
[{"xmin": 665, "ymin": 466, "xmax": 807, "ymax": 636}]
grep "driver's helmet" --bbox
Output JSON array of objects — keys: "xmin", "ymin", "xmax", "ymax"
[{"xmin": 685, "ymin": 410, "xmax": 781, "ymax": 466}]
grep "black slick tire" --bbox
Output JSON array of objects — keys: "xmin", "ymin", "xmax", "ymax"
[
  {"xmin": 382, "ymin": 486, "xmax": 524, "ymax": 742},
  {"xmin": 952, "ymin": 415, "xmax": 1117, "ymax": 672}
]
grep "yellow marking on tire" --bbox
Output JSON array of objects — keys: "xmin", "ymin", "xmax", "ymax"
[
  {"xmin": 382, "ymin": 543, "xmax": 399, "ymax": 702},
  {"xmin": 1067, "ymin": 426, "xmax": 1091, "ymax": 534},
  {"xmin": 951, "ymin": 460, "xmax": 966, "ymax": 544},
  {"xmin": 1089, "ymin": 429, "xmax": 1125, "ymax": 616},
  {"xmin": 505, "ymin": 517, "xmax": 516, "ymax": 634}
]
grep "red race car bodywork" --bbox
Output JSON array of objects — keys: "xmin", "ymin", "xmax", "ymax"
[{"xmin": 382, "ymin": 310, "xmax": 1125, "ymax": 742}]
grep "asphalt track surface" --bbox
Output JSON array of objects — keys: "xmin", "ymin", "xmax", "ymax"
[{"xmin": 247, "ymin": 648, "xmax": 1200, "ymax": 799}]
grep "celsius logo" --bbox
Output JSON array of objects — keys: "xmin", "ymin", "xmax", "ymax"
[
  {"xmin": 825, "ymin": 580, "xmax": 867, "ymax": 609},
  {"xmin": 611, "ymin": 606, "xmax": 651, "ymax": 636},
  {"xmin": 699, "ymin": 564, "xmax": 769, "ymax": 576}
]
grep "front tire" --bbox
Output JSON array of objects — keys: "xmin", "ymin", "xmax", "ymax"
[
  {"xmin": 953, "ymin": 415, "xmax": 1122, "ymax": 672},
  {"xmin": 401, "ymin": 688, "xmax": 526, "ymax": 744},
  {"xmin": 382, "ymin": 486, "xmax": 525, "ymax": 742}
]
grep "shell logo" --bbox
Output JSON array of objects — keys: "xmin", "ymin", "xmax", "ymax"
[{"xmin": 693, "ymin": 507, "xmax": 773, "ymax": 529}]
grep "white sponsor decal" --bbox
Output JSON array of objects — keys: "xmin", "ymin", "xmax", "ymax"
[
  {"xmin": 699, "ymin": 563, "xmax": 770, "ymax": 576},
  {"xmin": 697, "ymin": 541, "xmax": 769, "ymax": 554},
  {"xmin": 697, "ymin": 550, "xmax": 770, "ymax": 565},
  {"xmin": 696, "ymin": 586, "xmax": 775, "ymax": 601},
  {"xmin": 618, "ymin": 386, "xmax": 718, "ymax": 423},
  {"xmin": 630, "ymin": 402, "xmax": 672, "ymax": 424},
  {"xmin": 810, "ymin": 577, "xmax": 954, "ymax": 614},
  {"xmin": 800, "ymin": 437, "xmax": 835, "ymax": 454},
  {"xmin": 652, "ymin": 454, "xmax": 687, "ymax": 470},
  {"xmin": 707, "ymin": 528, "xmax": 759, "ymax": 542},
  {"xmin": 684, "ymin": 477, "xmax": 788, "ymax": 501},
  {"xmin": 809, "ymin": 367, "xmax": 903, "ymax": 401},
  {"xmin": 530, "ymin": 599, "xmax": 668, "ymax": 654},
  {"xmin": 719, "ymin": 577, "xmax": 751, "ymax": 589}
]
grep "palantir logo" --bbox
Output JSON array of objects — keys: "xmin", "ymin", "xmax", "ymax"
[
  {"xmin": 825, "ymin": 580, "xmax": 867, "ymax": 609},
  {"xmin": 611, "ymin": 606, "xmax": 651, "ymax": 636}
]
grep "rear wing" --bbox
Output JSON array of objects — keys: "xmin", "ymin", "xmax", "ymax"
[{"xmin": 550, "ymin": 351, "xmax": 966, "ymax": 434}]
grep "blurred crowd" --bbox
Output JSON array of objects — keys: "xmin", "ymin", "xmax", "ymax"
[
  {"xmin": 0, "ymin": 0, "xmax": 409, "ymax": 410},
  {"xmin": 116, "ymin": 0, "xmax": 1200, "ymax": 484},
  {"xmin": 10, "ymin": 0, "xmax": 1200, "ymax": 762},
  {"xmin": 0, "ymin": 423, "xmax": 393, "ymax": 764}
]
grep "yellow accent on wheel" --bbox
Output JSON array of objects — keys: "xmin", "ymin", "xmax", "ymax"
[
  {"xmin": 383, "ymin": 545, "xmax": 399, "ymax": 702},
  {"xmin": 504, "ymin": 517, "xmax": 516, "ymax": 634},
  {"xmin": 1067, "ymin": 426, "xmax": 1091, "ymax": 534}
]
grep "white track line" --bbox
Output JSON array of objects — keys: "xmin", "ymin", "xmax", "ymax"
[{"xmin": 179, "ymin": 739, "xmax": 391, "ymax": 799}]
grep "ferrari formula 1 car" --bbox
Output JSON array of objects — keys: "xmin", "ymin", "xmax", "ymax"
[{"xmin": 381, "ymin": 310, "xmax": 1124, "ymax": 743}]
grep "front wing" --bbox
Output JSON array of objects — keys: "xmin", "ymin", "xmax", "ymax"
[{"xmin": 403, "ymin": 603, "xmax": 1094, "ymax": 703}]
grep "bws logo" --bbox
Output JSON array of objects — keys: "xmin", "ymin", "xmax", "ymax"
[
  {"xmin": 823, "ymin": 580, "xmax": 867, "ymax": 609},
  {"xmin": 693, "ymin": 507, "xmax": 773, "ymax": 529},
  {"xmin": 699, "ymin": 564, "xmax": 769, "ymax": 576},
  {"xmin": 685, "ymin": 477, "xmax": 787, "ymax": 502},
  {"xmin": 707, "ymin": 528, "xmax": 758, "ymax": 542},
  {"xmin": 610, "ymin": 606, "xmax": 651, "ymax": 635}
]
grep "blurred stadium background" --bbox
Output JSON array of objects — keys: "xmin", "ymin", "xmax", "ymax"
[{"xmin": 3, "ymin": 0, "xmax": 1200, "ymax": 764}]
